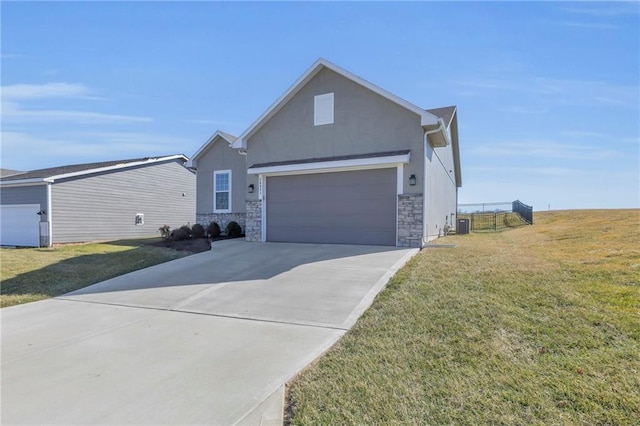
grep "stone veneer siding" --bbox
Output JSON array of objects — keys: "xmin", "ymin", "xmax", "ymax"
[
  {"xmin": 245, "ymin": 200, "xmax": 262, "ymax": 242},
  {"xmin": 397, "ymin": 194, "xmax": 423, "ymax": 248},
  {"xmin": 196, "ymin": 213, "xmax": 246, "ymax": 234}
]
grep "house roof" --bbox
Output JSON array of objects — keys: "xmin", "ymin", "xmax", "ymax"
[
  {"xmin": 0, "ymin": 168, "xmax": 23, "ymax": 178},
  {"xmin": 0, "ymin": 154, "xmax": 189, "ymax": 185},
  {"xmin": 231, "ymin": 58, "xmax": 440, "ymax": 149},
  {"xmin": 190, "ymin": 130, "xmax": 238, "ymax": 168},
  {"xmin": 426, "ymin": 106, "xmax": 456, "ymax": 128}
]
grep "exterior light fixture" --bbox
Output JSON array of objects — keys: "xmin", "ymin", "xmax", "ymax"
[
  {"xmin": 248, "ymin": 184, "xmax": 255, "ymax": 193},
  {"xmin": 409, "ymin": 174, "xmax": 417, "ymax": 186}
]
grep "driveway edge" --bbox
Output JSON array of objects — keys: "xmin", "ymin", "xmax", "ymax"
[{"xmin": 237, "ymin": 247, "xmax": 420, "ymax": 425}]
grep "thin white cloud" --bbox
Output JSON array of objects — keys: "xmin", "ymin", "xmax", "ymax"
[
  {"xmin": 500, "ymin": 105, "xmax": 550, "ymax": 114},
  {"xmin": 468, "ymin": 140, "xmax": 621, "ymax": 161},
  {"xmin": 2, "ymin": 101, "xmax": 151, "ymax": 124},
  {"xmin": 1, "ymin": 131, "xmax": 186, "ymax": 170},
  {"xmin": 555, "ymin": 21, "xmax": 619, "ymax": 30},
  {"xmin": 561, "ymin": 4, "xmax": 640, "ymax": 18},
  {"xmin": 560, "ymin": 130, "xmax": 608, "ymax": 139},
  {"xmin": 455, "ymin": 77, "xmax": 638, "ymax": 108},
  {"xmin": 0, "ymin": 53, "xmax": 23, "ymax": 59},
  {"xmin": 2, "ymin": 82, "xmax": 91, "ymax": 100},
  {"xmin": 1, "ymin": 82, "xmax": 150, "ymax": 124}
]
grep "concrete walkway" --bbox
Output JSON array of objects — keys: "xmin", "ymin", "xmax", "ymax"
[{"xmin": 1, "ymin": 240, "xmax": 417, "ymax": 425}]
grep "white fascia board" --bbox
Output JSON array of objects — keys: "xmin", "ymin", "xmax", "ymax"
[
  {"xmin": 0, "ymin": 178, "xmax": 48, "ymax": 187},
  {"xmin": 232, "ymin": 60, "xmax": 325, "ymax": 149},
  {"xmin": 47, "ymin": 155, "xmax": 188, "ymax": 182},
  {"xmin": 248, "ymin": 152, "xmax": 410, "ymax": 176},
  {"xmin": 192, "ymin": 131, "xmax": 236, "ymax": 163},
  {"xmin": 231, "ymin": 58, "xmax": 439, "ymax": 149}
]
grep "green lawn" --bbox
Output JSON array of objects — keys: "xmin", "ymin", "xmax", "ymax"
[
  {"xmin": 0, "ymin": 238, "xmax": 190, "ymax": 308},
  {"xmin": 287, "ymin": 209, "xmax": 640, "ymax": 425}
]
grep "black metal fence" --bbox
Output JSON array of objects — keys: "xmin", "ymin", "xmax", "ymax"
[
  {"xmin": 457, "ymin": 200, "xmax": 533, "ymax": 232},
  {"xmin": 512, "ymin": 200, "xmax": 533, "ymax": 224}
]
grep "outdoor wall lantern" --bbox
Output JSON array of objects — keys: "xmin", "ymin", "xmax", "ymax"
[
  {"xmin": 409, "ymin": 174, "xmax": 417, "ymax": 186},
  {"xmin": 248, "ymin": 184, "xmax": 255, "ymax": 193}
]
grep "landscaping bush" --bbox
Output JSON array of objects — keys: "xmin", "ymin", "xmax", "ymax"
[
  {"xmin": 172, "ymin": 225, "xmax": 192, "ymax": 241},
  {"xmin": 158, "ymin": 225, "xmax": 171, "ymax": 239},
  {"xmin": 207, "ymin": 221, "xmax": 221, "ymax": 238},
  {"xmin": 191, "ymin": 223, "xmax": 206, "ymax": 239},
  {"xmin": 226, "ymin": 221, "xmax": 242, "ymax": 238}
]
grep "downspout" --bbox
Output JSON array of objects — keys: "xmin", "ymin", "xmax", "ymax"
[
  {"xmin": 422, "ymin": 119, "xmax": 446, "ymax": 246},
  {"xmin": 46, "ymin": 182, "xmax": 53, "ymax": 247}
]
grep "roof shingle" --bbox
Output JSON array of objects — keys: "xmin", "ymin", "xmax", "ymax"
[{"xmin": 0, "ymin": 155, "xmax": 186, "ymax": 182}]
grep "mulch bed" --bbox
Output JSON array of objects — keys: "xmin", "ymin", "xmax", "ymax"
[{"xmin": 151, "ymin": 235, "xmax": 244, "ymax": 254}]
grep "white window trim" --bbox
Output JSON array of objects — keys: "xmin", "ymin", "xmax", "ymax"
[
  {"xmin": 314, "ymin": 92, "xmax": 334, "ymax": 126},
  {"xmin": 213, "ymin": 169, "xmax": 232, "ymax": 213}
]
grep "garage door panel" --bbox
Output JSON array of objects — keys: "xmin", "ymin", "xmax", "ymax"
[
  {"xmin": 266, "ymin": 168, "xmax": 397, "ymax": 246},
  {"xmin": 267, "ymin": 226, "xmax": 396, "ymax": 246},
  {"xmin": 0, "ymin": 204, "xmax": 41, "ymax": 247},
  {"xmin": 268, "ymin": 198, "xmax": 392, "ymax": 216}
]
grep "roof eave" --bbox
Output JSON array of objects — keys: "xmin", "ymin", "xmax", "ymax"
[
  {"xmin": 49, "ymin": 155, "xmax": 188, "ymax": 182},
  {"xmin": 0, "ymin": 178, "xmax": 49, "ymax": 187}
]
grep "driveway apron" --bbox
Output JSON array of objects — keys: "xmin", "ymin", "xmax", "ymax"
[{"xmin": 2, "ymin": 240, "xmax": 417, "ymax": 425}]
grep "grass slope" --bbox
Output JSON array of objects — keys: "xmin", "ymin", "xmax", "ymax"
[
  {"xmin": 0, "ymin": 239, "xmax": 189, "ymax": 308},
  {"xmin": 287, "ymin": 209, "xmax": 640, "ymax": 425}
]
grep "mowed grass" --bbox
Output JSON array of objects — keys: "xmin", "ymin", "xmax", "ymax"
[
  {"xmin": 287, "ymin": 209, "xmax": 640, "ymax": 425},
  {"xmin": 0, "ymin": 239, "xmax": 190, "ymax": 308}
]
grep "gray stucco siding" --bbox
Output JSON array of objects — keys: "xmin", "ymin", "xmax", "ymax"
[
  {"xmin": 51, "ymin": 160, "xmax": 195, "ymax": 243},
  {"xmin": 245, "ymin": 68, "xmax": 425, "ymax": 200},
  {"xmin": 196, "ymin": 138, "xmax": 246, "ymax": 215}
]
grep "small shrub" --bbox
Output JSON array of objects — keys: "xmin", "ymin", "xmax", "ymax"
[
  {"xmin": 158, "ymin": 225, "xmax": 171, "ymax": 239},
  {"xmin": 191, "ymin": 223, "xmax": 205, "ymax": 239},
  {"xmin": 226, "ymin": 221, "xmax": 242, "ymax": 238},
  {"xmin": 207, "ymin": 222, "xmax": 221, "ymax": 238},
  {"xmin": 173, "ymin": 225, "xmax": 192, "ymax": 241}
]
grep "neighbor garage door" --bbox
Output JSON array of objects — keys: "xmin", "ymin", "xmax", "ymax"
[
  {"xmin": 266, "ymin": 168, "xmax": 397, "ymax": 246},
  {"xmin": 0, "ymin": 204, "xmax": 41, "ymax": 247}
]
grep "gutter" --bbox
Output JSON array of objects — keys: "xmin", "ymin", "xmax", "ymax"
[{"xmin": 422, "ymin": 119, "xmax": 447, "ymax": 246}]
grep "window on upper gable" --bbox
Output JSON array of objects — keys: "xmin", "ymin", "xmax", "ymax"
[
  {"xmin": 213, "ymin": 170, "xmax": 231, "ymax": 213},
  {"xmin": 314, "ymin": 92, "xmax": 334, "ymax": 126}
]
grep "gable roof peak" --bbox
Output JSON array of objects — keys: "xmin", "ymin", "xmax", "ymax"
[
  {"xmin": 231, "ymin": 58, "xmax": 440, "ymax": 149},
  {"xmin": 190, "ymin": 130, "xmax": 239, "ymax": 167}
]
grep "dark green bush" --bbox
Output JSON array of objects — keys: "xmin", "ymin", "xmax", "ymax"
[
  {"xmin": 191, "ymin": 223, "xmax": 205, "ymax": 239},
  {"xmin": 158, "ymin": 225, "xmax": 171, "ymax": 239},
  {"xmin": 226, "ymin": 221, "xmax": 242, "ymax": 238},
  {"xmin": 173, "ymin": 225, "xmax": 192, "ymax": 241},
  {"xmin": 207, "ymin": 221, "xmax": 221, "ymax": 238}
]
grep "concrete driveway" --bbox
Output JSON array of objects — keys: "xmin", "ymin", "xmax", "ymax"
[{"xmin": 1, "ymin": 240, "xmax": 417, "ymax": 425}]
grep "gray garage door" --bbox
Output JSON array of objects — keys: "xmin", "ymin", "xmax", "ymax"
[{"xmin": 266, "ymin": 168, "xmax": 397, "ymax": 246}]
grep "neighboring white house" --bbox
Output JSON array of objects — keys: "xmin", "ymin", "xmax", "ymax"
[{"xmin": 0, "ymin": 155, "xmax": 195, "ymax": 247}]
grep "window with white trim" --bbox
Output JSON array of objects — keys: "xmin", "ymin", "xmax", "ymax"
[
  {"xmin": 314, "ymin": 92, "xmax": 334, "ymax": 126},
  {"xmin": 213, "ymin": 170, "xmax": 231, "ymax": 212}
]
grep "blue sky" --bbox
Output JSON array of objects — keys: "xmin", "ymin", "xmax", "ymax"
[{"xmin": 2, "ymin": 1, "xmax": 638, "ymax": 210}]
